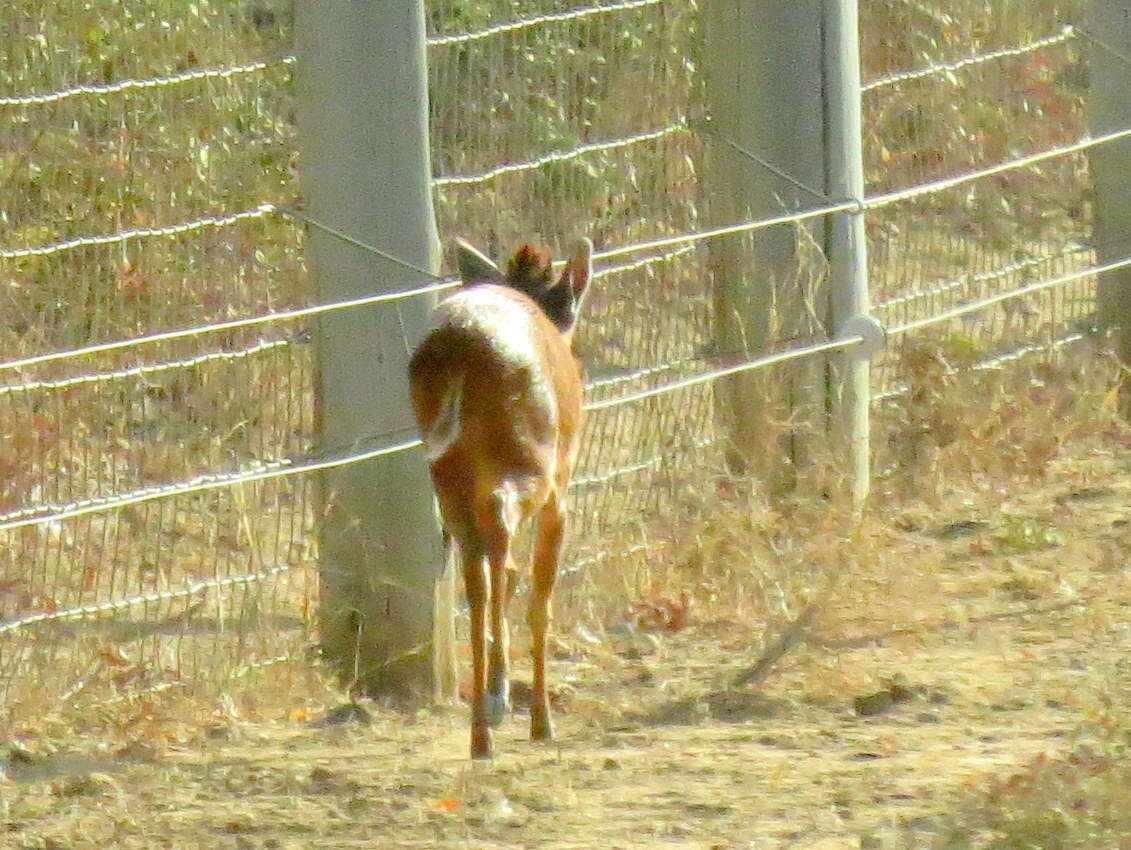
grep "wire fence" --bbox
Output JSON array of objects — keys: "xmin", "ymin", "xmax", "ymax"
[{"xmin": 0, "ymin": 0, "xmax": 1120, "ymax": 722}]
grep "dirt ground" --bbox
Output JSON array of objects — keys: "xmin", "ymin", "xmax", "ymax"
[{"xmin": 2, "ymin": 431, "xmax": 1129, "ymax": 849}]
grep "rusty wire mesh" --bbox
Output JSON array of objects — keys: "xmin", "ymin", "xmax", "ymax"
[
  {"xmin": 0, "ymin": 0, "xmax": 1119, "ymax": 724},
  {"xmin": 860, "ymin": 0, "xmax": 1099, "ymax": 481},
  {"xmin": 861, "ymin": 1, "xmax": 1093, "ymax": 367},
  {"xmin": 0, "ymin": 2, "xmax": 312, "ymax": 720}
]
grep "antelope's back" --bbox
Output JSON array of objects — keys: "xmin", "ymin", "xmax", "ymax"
[{"xmin": 408, "ymin": 285, "xmax": 582, "ymax": 483}]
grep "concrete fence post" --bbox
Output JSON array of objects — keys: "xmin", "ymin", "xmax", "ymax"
[{"xmin": 296, "ymin": 0, "xmax": 456, "ymax": 701}]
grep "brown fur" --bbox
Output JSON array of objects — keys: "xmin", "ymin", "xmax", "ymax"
[
  {"xmin": 408, "ymin": 243, "xmax": 589, "ymax": 759},
  {"xmin": 506, "ymin": 243, "xmax": 554, "ymax": 287}
]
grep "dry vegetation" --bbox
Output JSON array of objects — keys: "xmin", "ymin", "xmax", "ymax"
[
  {"xmin": 1, "ymin": 348, "xmax": 1128, "ymax": 849},
  {"xmin": 4, "ymin": 0, "xmax": 1131, "ymax": 846}
]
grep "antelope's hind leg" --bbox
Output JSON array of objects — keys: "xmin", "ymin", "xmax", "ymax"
[
  {"xmin": 483, "ymin": 491, "xmax": 517, "ymax": 728},
  {"xmin": 528, "ymin": 495, "xmax": 564, "ymax": 742},
  {"xmin": 459, "ymin": 534, "xmax": 493, "ymax": 759}
]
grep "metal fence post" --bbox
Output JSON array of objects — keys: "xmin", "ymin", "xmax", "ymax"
[
  {"xmin": 704, "ymin": 0, "xmax": 827, "ymax": 492},
  {"xmin": 825, "ymin": 0, "xmax": 873, "ymax": 507},
  {"xmin": 295, "ymin": 0, "xmax": 454, "ymax": 701},
  {"xmin": 1087, "ymin": 1, "xmax": 1131, "ymax": 417}
]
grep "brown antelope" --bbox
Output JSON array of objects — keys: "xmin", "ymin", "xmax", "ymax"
[{"xmin": 408, "ymin": 237, "xmax": 592, "ymax": 759}]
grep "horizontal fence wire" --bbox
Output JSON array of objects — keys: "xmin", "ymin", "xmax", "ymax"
[
  {"xmin": 0, "ymin": 338, "xmax": 292, "ymax": 397},
  {"xmin": 0, "ymin": 7, "xmax": 670, "ymax": 101},
  {"xmin": 0, "ymin": 564, "xmax": 297, "ymax": 636},
  {"xmin": 591, "ymin": 200, "xmax": 858, "ymax": 262},
  {"xmin": 0, "ymin": 437, "xmax": 421, "ymax": 534},
  {"xmin": 972, "ymin": 332, "xmax": 1090, "ymax": 371},
  {"xmin": 425, "ymin": 0, "xmax": 665, "ymax": 46},
  {"xmin": 583, "ymin": 336, "xmax": 865, "ymax": 411},
  {"xmin": 874, "ymin": 245, "xmax": 1089, "ymax": 312},
  {"xmin": 586, "ymin": 356, "xmax": 700, "ymax": 392},
  {"xmin": 1, "ymin": 119, "xmax": 1125, "ymax": 375},
  {"xmin": 0, "ymin": 204, "xmax": 280, "ymax": 260},
  {"xmin": 433, "ymin": 121, "xmax": 686, "ymax": 186},
  {"xmin": 887, "ymin": 253, "xmax": 1131, "ymax": 336},
  {"xmin": 570, "ymin": 435, "xmax": 718, "ymax": 490},
  {"xmin": 0, "ymin": 276, "xmax": 456, "ymax": 373},
  {"xmin": 872, "ymin": 328, "xmax": 1093, "ymax": 404},
  {"xmin": 0, "ymin": 57, "xmax": 296, "ymax": 108},
  {"xmin": 862, "ymin": 126, "xmax": 1131, "ymax": 211},
  {"xmin": 0, "ymin": 459, "xmax": 292, "ymax": 526},
  {"xmin": 591, "ymin": 244, "xmax": 696, "ymax": 281},
  {"xmin": 0, "ymin": 2, "xmax": 665, "ymax": 110},
  {"xmin": 0, "ymin": 239, "xmax": 1112, "ymax": 549},
  {"xmin": 862, "ymin": 24, "xmax": 1076, "ymax": 92}
]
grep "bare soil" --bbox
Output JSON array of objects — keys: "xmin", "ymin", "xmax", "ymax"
[{"xmin": 2, "ymin": 436, "xmax": 1129, "ymax": 850}]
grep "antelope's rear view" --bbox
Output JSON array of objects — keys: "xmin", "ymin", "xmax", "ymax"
[{"xmin": 408, "ymin": 237, "xmax": 592, "ymax": 759}]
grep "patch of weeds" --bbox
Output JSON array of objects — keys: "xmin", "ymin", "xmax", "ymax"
[
  {"xmin": 1057, "ymin": 487, "xmax": 1116, "ymax": 503},
  {"xmin": 704, "ymin": 689, "xmax": 784, "ymax": 722},
  {"xmin": 853, "ymin": 675, "xmax": 924, "ymax": 717},
  {"xmin": 997, "ymin": 577, "xmax": 1042, "ymax": 602},
  {"xmin": 935, "ymin": 520, "xmax": 991, "ymax": 540},
  {"xmin": 926, "ymin": 734, "xmax": 1131, "ymax": 849},
  {"xmin": 992, "ymin": 517, "xmax": 1067, "ymax": 555},
  {"xmin": 629, "ymin": 689, "xmax": 785, "ymax": 726}
]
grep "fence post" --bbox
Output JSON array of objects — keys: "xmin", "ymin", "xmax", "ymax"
[
  {"xmin": 703, "ymin": 0, "xmax": 827, "ymax": 491},
  {"xmin": 1086, "ymin": 1, "xmax": 1131, "ymax": 417},
  {"xmin": 825, "ymin": 0, "xmax": 872, "ymax": 508},
  {"xmin": 295, "ymin": 0, "xmax": 455, "ymax": 701}
]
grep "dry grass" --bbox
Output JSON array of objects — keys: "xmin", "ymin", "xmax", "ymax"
[
  {"xmin": 3, "ymin": 1, "xmax": 1129, "ymax": 844},
  {"xmin": 1, "ymin": 349, "xmax": 1128, "ymax": 848}
]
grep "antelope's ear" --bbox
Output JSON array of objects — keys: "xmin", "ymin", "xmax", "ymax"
[
  {"xmin": 561, "ymin": 237, "xmax": 593, "ymax": 306},
  {"xmin": 455, "ymin": 238, "xmax": 503, "ymax": 286}
]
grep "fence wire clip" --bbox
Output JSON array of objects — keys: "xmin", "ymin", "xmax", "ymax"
[{"xmin": 839, "ymin": 313, "xmax": 887, "ymax": 358}]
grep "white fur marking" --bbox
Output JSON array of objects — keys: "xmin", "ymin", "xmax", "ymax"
[
  {"xmin": 423, "ymin": 374, "xmax": 464, "ymax": 461},
  {"xmin": 431, "ymin": 287, "xmax": 557, "ymax": 413}
]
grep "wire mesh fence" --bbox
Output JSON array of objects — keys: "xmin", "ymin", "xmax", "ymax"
[
  {"xmin": 0, "ymin": 1, "xmax": 311, "ymax": 719},
  {"xmin": 860, "ymin": 0, "xmax": 1102, "ymax": 483},
  {"xmin": 0, "ymin": 0, "xmax": 1122, "ymax": 723}
]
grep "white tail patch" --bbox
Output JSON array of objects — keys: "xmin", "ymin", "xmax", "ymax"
[{"xmin": 423, "ymin": 374, "xmax": 464, "ymax": 461}]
